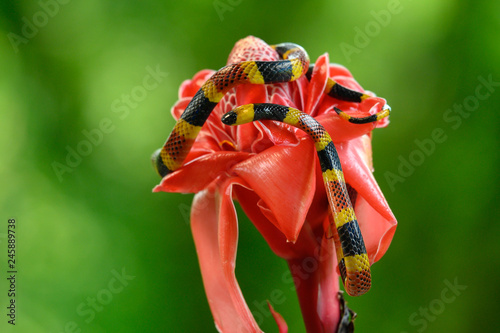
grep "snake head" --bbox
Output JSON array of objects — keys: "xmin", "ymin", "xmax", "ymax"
[{"xmin": 221, "ymin": 104, "xmax": 256, "ymax": 126}]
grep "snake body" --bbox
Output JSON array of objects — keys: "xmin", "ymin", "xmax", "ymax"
[
  {"xmin": 153, "ymin": 43, "xmax": 309, "ymax": 177},
  {"xmin": 153, "ymin": 42, "xmax": 390, "ymax": 296},
  {"xmin": 221, "ymin": 104, "xmax": 388, "ymax": 296}
]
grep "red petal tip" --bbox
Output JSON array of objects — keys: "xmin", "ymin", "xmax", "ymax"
[{"xmin": 268, "ymin": 301, "xmax": 288, "ymax": 333}]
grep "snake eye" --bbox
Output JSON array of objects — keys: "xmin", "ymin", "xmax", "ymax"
[{"xmin": 151, "ymin": 148, "xmax": 169, "ymax": 177}]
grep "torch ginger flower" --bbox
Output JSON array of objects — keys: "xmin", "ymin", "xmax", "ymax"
[{"xmin": 153, "ymin": 36, "xmax": 397, "ymax": 332}]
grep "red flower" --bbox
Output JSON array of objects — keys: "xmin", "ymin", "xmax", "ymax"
[{"xmin": 153, "ymin": 36, "xmax": 397, "ymax": 332}]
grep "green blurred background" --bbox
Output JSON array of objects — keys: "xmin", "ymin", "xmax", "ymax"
[{"xmin": 1, "ymin": 0, "xmax": 499, "ymax": 332}]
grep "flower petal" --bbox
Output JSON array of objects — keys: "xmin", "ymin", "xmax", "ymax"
[
  {"xmin": 317, "ymin": 230, "xmax": 341, "ymax": 332},
  {"xmin": 316, "ymin": 111, "xmax": 376, "ymax": 144},
  {"xmin": 316, "ymin": 97, "xmax": 387, "ymax": 144},
  {"xmin": 288, "ymin": 241, "xmax": 340, "ymax": 333},
  {"xmin": 336, "ymin": 135, "xmax": 397, "ymax": 263},
  {"xmin": 227, "ymin": 36, "xmax": 279, "ymax": 64},
  {"xmin": 232, "ymin": 137, "xmax": 316, "ymax": 242},
  {"xmin": 237, "ymin": 122, "xmax": 265, "ymax": 153},
  {"xmin": 306, "ymin": 53, "xmax": 329, "ymax": 117},
  {"xmin": 236, "ymin": 83, "xmax": 268, "ymax": 105},
  {"xmin": 191, "ymin": 179, "xmax": 263, "ymax": 333},
  {"xmin": 268, "ymin": 302, "xmax": 288, "ymax": 333},
  {"xmin": 328, "ymin": 63, "xmax": 355, "ymax": 78},
  {"xmin": 233, "ymin": 179, "xmax": 342, "ymax": 332},
  {"xmin": 289, "ymin": 75, "xmax": 309, "ymax": 111},
  {"xmin": 255, "ymin": 90, "xmax": 302, "ymax": 147},
  {"xmin": 232, "ymin": 186, "xmax": 301, "ymax": 260},
  {"xmin": 337, "ymin": 136, "xmax": 394, "ymax": 221},
  {"xmin": 355, "ymin": 193, "xmax": 397, "ymax": 264},
  {"xmin": 153, "ymin": 151, "xmax": 251, "ymax": 193},
  {"xmin": 257, "ymin": 121, "xmax": 300, "ymax": 148}
]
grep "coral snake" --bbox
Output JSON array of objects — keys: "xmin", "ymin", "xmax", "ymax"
[{"xmin": 152, "ymin": 42, "xmax": 390, "ymax": 296}]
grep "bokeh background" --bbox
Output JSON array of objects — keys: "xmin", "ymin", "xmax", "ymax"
[{"xmin": 1, "ymin": 0, "xmax": 499, "ymax": 332}]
